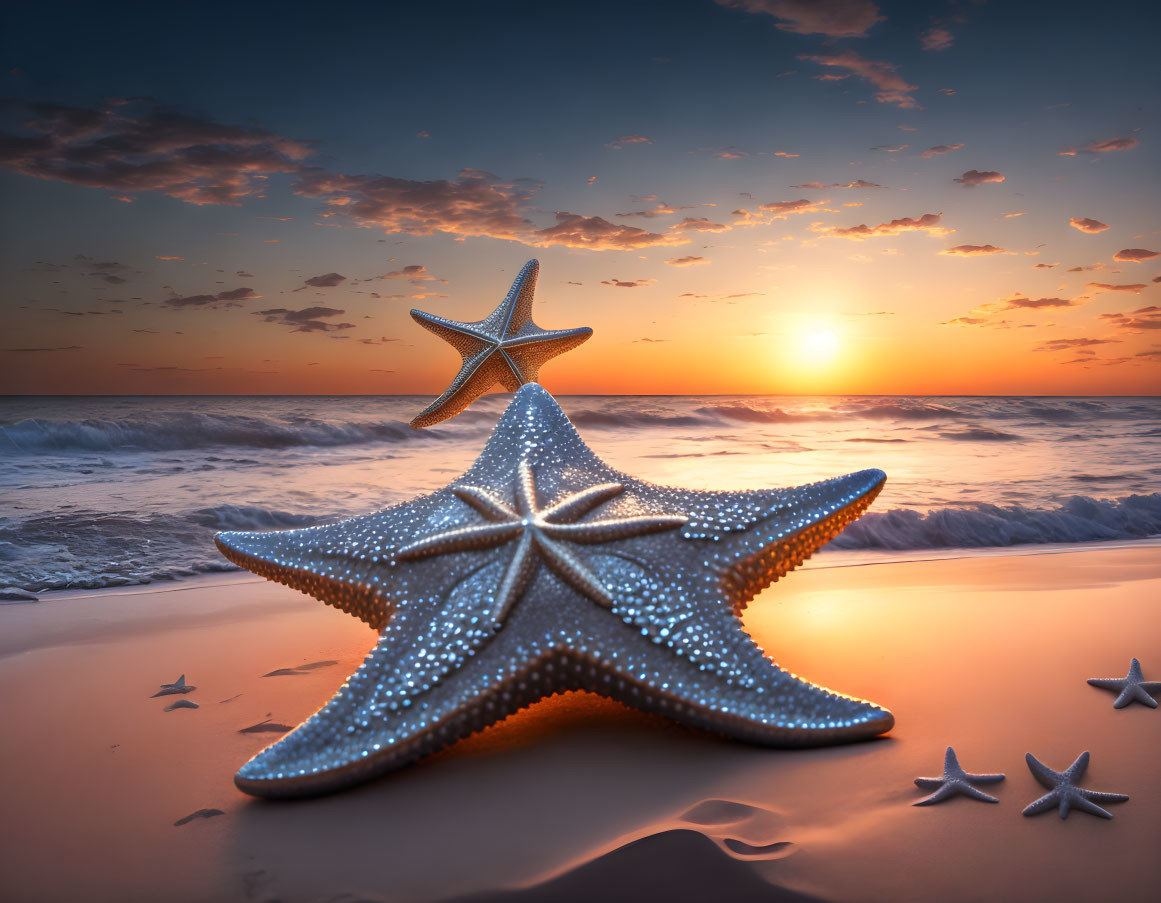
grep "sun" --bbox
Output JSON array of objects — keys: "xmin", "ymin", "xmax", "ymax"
[{"xmin": 802, "ymin": 329, "xmax": 840, "ymax": 362}]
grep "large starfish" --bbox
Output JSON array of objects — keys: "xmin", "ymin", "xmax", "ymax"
[
  {"xmin": 409, "ymin": 259, "xmax": 591, "ymax": 428},
  {"xmin": 216, "ymin": 384, "xmax": 891, "ymax": 798},
  {"xmin": 1087, "ymin": 657, "xmax": 1161, "ymax": 709},
  {"xmin": 913, "ymin": 746, "xmax": 1005, "ymax": 806},
  {"xmin": 1022, "ymin": 751, "xmax": 1129, "ymax": 819}
]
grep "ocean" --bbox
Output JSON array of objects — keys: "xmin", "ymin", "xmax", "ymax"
[{"xmin": 2, "ymin": 394, "xmax": 1159, "ymax": 593}]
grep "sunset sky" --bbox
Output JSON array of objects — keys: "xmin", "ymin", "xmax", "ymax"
[{"xmin": 1, "ymin": 0, "xmax": 1158, "ymax": 396}]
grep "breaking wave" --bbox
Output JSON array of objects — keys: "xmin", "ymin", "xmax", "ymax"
[{"xmin": 0, "ymin": 412, "xmax": 461, "ymax": 455}]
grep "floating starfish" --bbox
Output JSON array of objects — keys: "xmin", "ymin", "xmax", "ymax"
[
  {"xmin": 913, "ymin": 746, "xmax": 1005, "ymax": 806},
  {"xmin": 1087, "ymin": 657, "xmax": 1161, "ymax": 709},
  {"xmin": 1022, "ymin": 751, "xmax": 1129, "ymax": 819},
  {"xmin": 409, "ymin": 259, "xmax": 591, "ymax": 428},
  {"xmin": 216, "ymin": 384, "xmax": 891, "ymax": 798}
]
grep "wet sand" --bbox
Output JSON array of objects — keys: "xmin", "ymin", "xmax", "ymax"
[{"xmin": 0, "ymin": 547, "xmax": 1158, "ymax": 902}]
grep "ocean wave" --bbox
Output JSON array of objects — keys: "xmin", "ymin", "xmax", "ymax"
[
  {"xmin": 2, "ymin": 495, "xmax": 1158, "ymax": 592},
  {"xmin": 0, "ymin": 412, "xmax": 458, "ymax": 455},
  {"xmin": 829, "ymin": 493, "xmax": 1161, "ymax": 550}
]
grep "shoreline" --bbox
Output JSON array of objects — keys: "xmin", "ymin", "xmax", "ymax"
[{"xmin": 1, "ymin": 546, "xmax": 1159, "ymax": 902}]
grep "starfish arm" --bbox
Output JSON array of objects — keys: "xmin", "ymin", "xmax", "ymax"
[
  {"xmin": 535, "ymin": 535, "xmax": 616, "ymax": 608},
  {"xmin": 943, "ymin": 747, "xmax": 960, "ymax": 771},
  {"xmin": 958, "ymin": 784, "xmax": 1001, "ymax": 803},
  {"xmin": 1127, "ymin": 658, "xmax": 1144, "ymax": 680},
  {"xmin": 452, "ymin": 485, "xmax": 516, "ymax": 522},
  {"xmin": 1087, "ymin": 677, "xmax": 1126, "ymax": 690},
  {"xmin": 1022, "ymin": 792, "xmax": 1060, "ymax": 817},
  {"xmin": 515, "ymin": 461, "xmax": 539, "ymax": 516},
  {"xmin": 1114, "ymin": 687, "xmax": 1138, "ymax": 708},
  {"xmin": 496, "ymin": 259, "xmax": 538, "ymax": 338},
  {"xmin": 502, "ymin": 328, "xmax": 593, "ymax": 384},
  {"xmin": 502, "ymin": 326, "xmax": 595, "ymax": 349},
  {"xmin": 1126, "ymin": 686, "xmax": 1160, "ymax": 708},
  {"xmin": 964, "ymin": 772, "xmax": 1006, "ymax": 784},
  {"xmin": 1025, "ymin": 752, "xmax": 1062, "ymax": 788},
  {"xmin": 913, "ymin": 783, "xmax": 958, "ymax": 806},
  {"xmin": 544, "ymin": 515, "xmax": 689, "ymax": 544},
  {"xmin": 1139, "ymin": 681, "xmax": 1161, "ymax": 693},
  {"xmin": 409, "ymin": 309, "xmax": 494, "ymax": 357},
  {"xmin": 410, "ymin": 352, "xmax": 510, "ymax": 429},
  {"xmin": 914, "ymin": 777, "xmax": 944, "ymax": 789},
  {"xmin": 491, "ymin": 531, "xmax": 536, "ymax": 623},
  {"xmin": 1080, "ymin": 789, "xmax": 1130, "ymax": 803},
  {"xmin": 1062, "ymin": 751, "xmax": 1090, "ymax": 783},
  {"xmin": 495, "ymin": 348, "xmax": 527, "ymax": 390},
  {"xmin": 540, "ymin": 482, "xmax": 625, "ymax": 523},
  {"xmin": 397, "ymin": 521, "xmax": 524, "ymax": 560},
  {"xmin": 1065, "ymin": 795, "xmax": 1117, "ymax": 819}
]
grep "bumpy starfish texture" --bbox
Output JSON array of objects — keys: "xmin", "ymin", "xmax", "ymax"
[
  {"xmin": 1022, "ymin": 751, "xmax": 1129, "ymax": 819},
  {"xmin": 1087, "ymin": 657, "xmax": 1161, "ymax": 709},
  {"xmin": 216, "ymin": 383, "xmax": 891, "ymax": 798},
  {"xmin": 409, "ymin": 259, "xmax": 591, "ymax": 428},
  {"xmin": 913, "ymin": 746, "xmax": 1005, "ymax": 806}
]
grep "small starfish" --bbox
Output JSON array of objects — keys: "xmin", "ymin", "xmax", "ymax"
[
  {"xmin": 1022, "ymin": 751, "xmax": 1129, "ymax": 819},
  {"xmin": 913, "ymin": 746, "xmax": 1005, "ymax": 806},
  {"xmin": 1087, "ymin": 657, "xmax": 1161, "ymax": 709},
  {"xmin": 409, "ymin": 259, "xmax": 591, "ymax": 428},
  {"xmin": 398, "ymin": 461, "xmax": 687, "ymax": 622}
]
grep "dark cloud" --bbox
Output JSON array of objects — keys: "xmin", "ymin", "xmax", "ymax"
[
  {"xmin": 995, "ymin": 294, "xmax": 1076, "ymax": 310},
  {"xmin": 301, "ymin": 272, "xmax": 347, "ymax": 288},
  {"xmin": 1098, "ymin": 306, "xmax": 1161, "ymax": 331},
  {"xmin": 4, "ymin": 345, "xmax": 83, "ymax": 352},
  {"xmin": 666, "ymin": 256, "xmax": 710, "ymax": 267},
  {"xmin": 1085, "ymin": 282, "xmax": 1147, "ymax": 295},
  {"xmin": 1059, "ymin": 137, "xmax": 1140, "ymax": 156},
  {"xmin": 600, "ymin": 278, "xmax": 658, "ymax": 288},
  {"xmin": 254, "ymin": 306, "xmax": 355, "ymax": 333},
  {"xmin": 717, "ymin": 0, "xmax": 883, "ymax": 38},
  {"xmin": 162, "ymin": 286, "xmax": 260, "ymax": 308},
  {"xmin": 0, "ymin": 99, "xmax": 312, "ymax": 205},
  {"xmin": 1034, "ymin": 338, "xmax": 1119, "ymax": 352},
  {"xmin": 605, "ymin": 135, "xmax": 652, "ymax": 149},
  {"xmin": 954, "ymin": 170, "xmax": 1005, "ymax": 187},
  {"xmin": 920, "ymin": 26, "xmax": 954, "ymax": 51},
  {"xmin": 790, "ymin": 179, "xmax": 882, "ymax": 189}
]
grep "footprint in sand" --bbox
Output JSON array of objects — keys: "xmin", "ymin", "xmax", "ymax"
[
  {"xmin": 173, "ymin": 809, "xmax": 224, "ymax": 827},
  {"xmin": 679, "ymin": 799, "xmax": 793, "ymax": 861},
  {"xmin": 261, "ymin": 660, "xmax": 338, "ymax": 677}
]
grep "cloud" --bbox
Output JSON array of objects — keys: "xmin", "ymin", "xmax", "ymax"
[
  {"xmin": 1068, "ymin": 217, "xmax": 1109, "ymax": 234},
  {"xmin": 1059, "ymin": 137, "xmax": 1140, "ymax": 156},
  {"xmin": 254, "ymin": 306, "xmax": 355, "ymax": 332},
  {"xmin": 941, "ymin": 317, "xmax": 987, "ymax": 326},
  {"xmin": 532, "ymin": 212, "xmax": 687, "ymax": 250},
  {"xmin": 163, "ymin": 286, "xmax": 260, "ymax": 308},
  {"xmin": 4, "ymin": 345, "xmax": 83, "ymax": 352},
  {"xmin": 921, "ymin": 143, "xmax": 964, "ymax": 158},
  {"xmin": 669, "ymin": 217, "xmax": 730, "ymax": 232},
  {"xmin": 791, "ymin": 179, "xmax": 882, "ymax": 189},
  {"xmin": 871, "ymin": 144, "xmax": 908, "ymax": 152},
  {"xmin": 920, "ymin": 26, "xmax": 954, "ymax": 51},
  {"xmin": 415, "ymin": 130, "xmax": 430, "ymax": 139},
  {"xmin": 954, "ymin": 170, "xmax": 1005, "ymax": 187},
  {"xmin": 993, "ymin": 294, "xmax": 1076, "ymax": 310},
  {"xmin": 380, "ymin": 264, "xmax": 443, "ymax": 284},
  {"xmin": 155, "ymin": 255, "xmax": 184, "ymax": 261},
  {"xmin": 294, "ymin": 167, "xmax": 536, "ymax": 242},
  {"xmin": 811, "ymin": 212, "xmax": 950, "ymax": 240},
  {"xmin": 797, "ymin": 48, "xmax": 918, "ymax": 108},
  {"xmin": 716, "ymin": 0, "xmax": 883, "ymax": 38},
  {"xmin": 1066, "ymin": 263, "xmax": 1106, "ymax": 272},
  {"xmin": 358, "ymin": 336, "xmax": 400, "ymax": 345},
  {"xmin": 1034, "ymin": 338, "xmax": 1119, "ymax": 352},
  {"xmin": 600, "ymin": 278, "xmax": 658, "ymax": 288},
  {"xmin": 605, "ymin": 135, "xmax": 652, "ymax": 149},
  {"xmin": 711, "ymin": 147, "xmax": 749, "ymax": 159},
  {"xmin": 0, "ymin": 99, "xmax": 313, "ymax": 205},
  {"xmin": 1003, "ymin": 212, "xmax": 1027, "ymax": 218},
  {"xmin": 666, "ymin": 256, "xmax": 710, "ymax": 267},
  {"xmin": 1113, "ymin": 248, "xmax": 1159, "ymax": 262},
  {"xmin": 1085, "ymin": 282, "xmax": 1147, "ymax": 295},
  {"xmin": 616, "ymin": 202, "xmax": 697, "ymax": 218},
  {"xmin": 1032, "ymin": 263, "xmax": 1057, "ymax": 269},
  {"xmin": 301, "ymin": 272, "xmax": 346, "ymax": 288},
  {"xmin": 939, "ymin": 244, "xmax": 1010, "ymax": 256},
  {"xmin": 733, "ymin": 198, "xmax": 832, "ymax": 226}
]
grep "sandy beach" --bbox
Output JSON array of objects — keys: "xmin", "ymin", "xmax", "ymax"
[{"xmin": 1, "ymin": 546, "xmax": 1158, "ymax": 903}]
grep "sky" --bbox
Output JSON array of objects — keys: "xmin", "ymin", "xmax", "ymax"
[{"xmin": 1, "ymin": 0, "xmax": 1158, "ymax": 396}]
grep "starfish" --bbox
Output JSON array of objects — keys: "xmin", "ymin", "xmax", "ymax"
[
  {"xmin": 1022, "ymin": 751, "xmax": 1129, "ymax": 819},
  {"xmin": 1087, "ymin": 657, "xmax": 1161, "ymax": 709},
  {"xmin": 215, "ymin": 383, "xmax": 891, "ymax": 798},
  {"xmin": 409, "ymin": 259, "xmax": 591, "ymax": 428},
  {"xmin": 913, "ymin": 746, "xmax": 1005, "ymax": 806}
]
